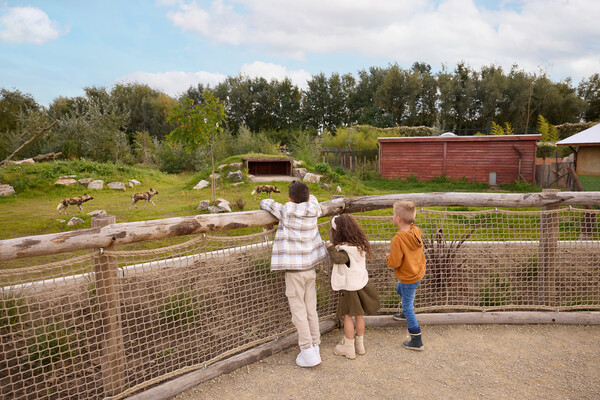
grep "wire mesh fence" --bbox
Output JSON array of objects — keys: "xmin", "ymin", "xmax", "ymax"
[{"xmin": 1, "ymin": 208, "xmax": 599, "ymax": 399}]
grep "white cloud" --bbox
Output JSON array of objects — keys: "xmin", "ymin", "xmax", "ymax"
[
  {"xmin": 240, "ymin": 61, "xmax": 311, "ymax": 88},
  {"xmin": 0, "ymin": 5, "xmax": 67, "ymax": 44},
  {"xmin": 115, "ymin": 70, "xmax": 228, "ymax": 97},
  {"xmin": 161, "ymin": 0, "xmax": 600, "ymax": 80}
]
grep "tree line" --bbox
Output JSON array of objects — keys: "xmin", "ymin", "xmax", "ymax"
[{"xmin": 1, "ymin": 62, "xmax": 599, "ymax": 171}]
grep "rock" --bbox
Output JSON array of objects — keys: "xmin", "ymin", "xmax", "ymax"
[
  {"xmin": 292, "ymin": 160, "xmax": 303, "ymax": 167},
  {"xmin": 55, "ymin": 178, "xmax": 78, "ymax": 186},
  {"xmin": 320, "ymin": 183, "xmax": 330, "ymax": 190},
  {"xmin": 293, "ymin": 168, "xmax": 307, "ymax": 178},
  {"xmin": 128, "ymin": 181, "xmax": 134, "ymax": 188},
  {"xmin": 208, "ymin": 205, "xmax": 225, "ymax": 214},
  {"xmin": 303, "ymin": 173, "xmax": 322, "ymax": 183},
  {"xmin": 247, "ymin": 174, "xmax": 255, "ymax": 180},
  {"xmin": 210, "ymin": 173, "xmax": 221, "ymax": 180},
  {"xmin": 67, "ymin": 217, "xmax": 84, "ymax": 226},
  {"xmin": 107, "ymin": 182, "xmax": 126, "ymax": 191},
  {"xmin": 336, "ymin": 185, "xmax": 342, "ymax": 193},
  {"xmin": 226, "ymin": 170, "xmax": 243, "ymax": 181},
  {"xmin": 218, "ymin": 164, "xmax": 227, "ymax": 170},
  {"xmin": 197, "ymin": 200, "xmax": 210, "ymax": 210},
  {"xmin": 232, "ymin": 182, "xmax": 245, "ymax": 186},
  {"xmin": 87, "ymin": 210, "xmax": 107, "ymax": 217},
  {"xmin": 215, "ymin": 198, "xmax": 231, "ymax": 212},
  {"xmin": 88, "ymin": 180, "xmax": 104, "ymax": 190},
  {"xmin": 229, "ymin": 162, "xmax": 243, "ymax": 169},
  {"xmin": 193, "ymin": 180, "xmax": 210, "ymax": 190},
  {"xmin": 129, "ymin": 179, "xmax": 141, "ymax": 186},
  {"xmin": 78, "ymin": 178, "xmax": 94, "ymax": 187},
  {"xmin": 59, "ymin": 175, "xmax": 77, "ymax": 179},
  {"xmin": 0, "ymin": 184, "xmax": 15, "ymax": 196},
  {"xmin": 57, "ymin": 219, "xmax": 66, "ymax": 223}
]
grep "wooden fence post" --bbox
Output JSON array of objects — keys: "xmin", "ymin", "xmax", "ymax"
[
  {"xmin": 539, "ymin": 189, "xmax": 559, "ymax": 307},
  {"xmin": 92, "ymin": 215, "xmax": 126, "ymax": 397}
]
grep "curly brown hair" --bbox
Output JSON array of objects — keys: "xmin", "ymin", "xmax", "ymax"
[{"xmin": 330, "ymin": 214, "xmax": 372, "ymax": 259}]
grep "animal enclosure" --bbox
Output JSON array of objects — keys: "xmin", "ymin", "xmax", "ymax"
[{"xmin": 1, "ymin": 192, "xmax": 599, "ymax": 399}]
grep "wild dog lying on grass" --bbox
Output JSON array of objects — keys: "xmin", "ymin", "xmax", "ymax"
[
  {"xmin": 251, "ymin": 184, "xmax": 280, "ymax": 199},
  {"xmin": 57, "ymin": 194, "xmax": 94, "ymax": 214},
  {"xmin": 131, "ymin": 188, "xmax": 159, "ymax": 208}
]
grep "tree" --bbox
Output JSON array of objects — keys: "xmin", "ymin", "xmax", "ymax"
[
  {"xmin": 578, "ymin": 73, "xmax": 600, "ymax": 122},
  {"xmin": 375, "ymin": 64, "xmax": 408, "ymax": 125},
  {"xmin": 0, "ymin": 89, "xmax": 41, "ymax": 133},
  {"xmin": 167, "ymin": 90, "xmax": 227, "ymax": 202}
]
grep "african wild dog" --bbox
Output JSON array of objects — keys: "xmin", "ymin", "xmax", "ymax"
[
  {"xmin": 57, "ymin": 194, "xmax": 94, "ymax": 215},
  {"xmin": 251, "ymin": 185, "xmax": 280, "ymax": 199},
  {"xmin": 130, "ymin": 188, "xmax": 159, "ymax": 208}
]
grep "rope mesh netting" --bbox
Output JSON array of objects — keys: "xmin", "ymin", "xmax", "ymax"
[{"xmin": 1, "ymin": 208, "xmax": 599, "ymax": 399}]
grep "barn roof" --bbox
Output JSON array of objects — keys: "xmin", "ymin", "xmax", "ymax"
[
  {"xmin": 378, "ymin": 134, "xmax": 541, "ymax": 143},
  {"xmin": 556, "ymin": 123, "xmax": 600, "ymax": 146}
]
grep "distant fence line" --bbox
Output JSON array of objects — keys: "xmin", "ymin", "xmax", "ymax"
[{"xmin": 1, "ymin": 191, "xmax": 599, "ymax": 399}]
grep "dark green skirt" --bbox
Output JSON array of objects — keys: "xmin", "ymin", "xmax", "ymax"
[{"xmin": 336, "ymin": 281, "xmax": 380, "ymax": 317}]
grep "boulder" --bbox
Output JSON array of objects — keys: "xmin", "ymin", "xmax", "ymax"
[
  {"xmin": 208, "ymin": 205, "xmax": 225, "ymax": 214},
  {"xmin": 0, "ymin": 184, "xmax": 15, "ymax": 196},
  {"xmin": 336, "ymin": 185, "xmax": 342, "ymax": 193},
  {"xmin": 303, "ymin": 173, "xmax": 322, "ymax": 183},
  {"xmin": 129, "ymin": 179, "xmax": 141, "ymax": 186},
  {"xmin": 88, "ymin": 180, "xmax": 104, "ymax": 190},
  {"xmin": 292, "ymin": 160, "xmax": 303, "ymax": 167},
  {"xmin": 87, "ymin": 210, "xmax": 107, "ymax": 217},
  {"xmin": 293, "ymin": 168, "xmax": 307, "ymax": 178},
  {"xmin": 78, "ymin": 178, "xmax": 94, "ymax": 187},
  {"xmin": 107, "ymin": 182, "xmax": 126, "ymax": 191},
  {"xmin": 320, "ymin": 183, "xmax": 330, "ymax": 190},
  {"xmin": 55, "ymin": 178, "xmax": 78, "ymax": 186},
  {"xmin": 67, "ymin": 217, "xmax": 84, "ymax": 226},
  {"xmin": 197, "ymin": 200, "xmax": 210, "ymax": 210},
  {"xmin": 232, "ymin": 182, "xmax": 245, "ymax": 187},
  {"xmin": 218, "ymin": 163, "xmax": 227, "ymax": 170},
  {"xmin": 215, "ymin": 198, "xmax": 231, "ymax": 212},
  {"xmin": 226, "ymin": 170, "xmax": 243, "ymax": 181},
  {"xmin": 193, "ymin": 180, "xmax": 210, "ymax": 190},
  {"xmin": 229, "ymin": 162, "xmax": 243, "ymax": 169},
  {"xmin": 59, "ymin": 175, "xmax": 77, "ymax": 179}
]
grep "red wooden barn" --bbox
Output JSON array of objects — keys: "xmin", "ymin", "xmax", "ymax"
[{"xmin": 378, "ymin": 134, "xmax": 541, "ymax": 185}]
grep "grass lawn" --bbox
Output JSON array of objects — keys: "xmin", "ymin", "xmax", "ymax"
[
  {"xmin": 578, "ymin": 174, "xmax": 600, "ymax": 191},
  {"xmin": 0, "ymin": 160, "xmax": 543, "ymax": 269}
]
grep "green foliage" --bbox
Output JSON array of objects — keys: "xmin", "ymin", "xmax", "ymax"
[
  {"xmin": 537, "ymin": 115, "xmax": 559, "ymax": 142},
  {"xmin": 315, "ymin": 162, "xmax": 332, "ymax": 174},
  {"xmin": 158, "ymin": 289, "xmax": 200, "ymax": 326},
  {"xmin": 498, "ymin": 180, "xmax": 541, "ymax": 193},
  {"xmin": 1, "ymin": 291, "xmax": 26, "ymax": 333},
  {"xmin": 290, "ymin": 130, "xmax": 320, "ymax": 167},
  {"xmin": 22, "ymin": 321, "xmax": 80, "ymax": 374},
  {"xmin": 480, "ymin": 274, "xmax": 510, "ymax": 307},
  {"xmin": 490, "ymin": 122, "xmax": 514, "ymax": 135},
  {"xmin": 157, "ymin": 141, "xmax": 198, "ymax": 173},
  {"xmin": 578, "ymin": 174, "xmax": 600, "ymax": 191},
  {"xmin": 133, "ymin": 131, "xmax": 160, "ymax": 166},
  {"xmin": 555, "ymin": 122, "xmax": 597, "ymax": 140}
]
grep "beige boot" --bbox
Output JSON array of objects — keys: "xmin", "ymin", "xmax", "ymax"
[
  {"xmin": 333, "ymin": 336, "xmax": 356, "ymax": 359},
  {"xmin": 355, "ymin": 335, "xmax": 365, "ymax": 355}
]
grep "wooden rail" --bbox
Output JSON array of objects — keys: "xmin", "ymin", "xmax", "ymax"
[{"xmin": 1, "ymin": 191, "xmax": 599, "ymax": 261}]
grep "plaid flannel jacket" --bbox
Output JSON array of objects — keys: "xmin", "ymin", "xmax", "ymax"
[{"xmin": 260, "ymin": 194, "xmax": 328, "ymax": 271}]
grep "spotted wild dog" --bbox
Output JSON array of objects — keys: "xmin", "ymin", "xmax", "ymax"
[
  {"xmin": 251, "ymin": 184, "xmax": 280, "ymax": 199},
  {"xmin": 130, "ymin": 188, "xmax": 159, "ymax": 208},
  {"xmin": 57, "ymin": 194, "xmax": 94, "ymax": 215}
]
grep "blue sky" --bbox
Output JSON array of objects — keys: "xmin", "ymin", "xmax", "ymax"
[{"xmin": 1, "ymin": 0, "xmax": 599, "ymax": 106}]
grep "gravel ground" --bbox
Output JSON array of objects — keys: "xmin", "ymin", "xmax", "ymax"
[{"xmin": 174, "ymin": 324, "xmax": 600, "ymax": 400}]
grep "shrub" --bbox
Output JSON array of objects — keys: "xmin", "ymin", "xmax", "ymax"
[{"xmin": 315, "ymin": 162, "xmax": 332, "ymax": 174}]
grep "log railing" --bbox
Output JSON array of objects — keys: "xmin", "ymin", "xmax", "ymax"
[{"xmin": 1, "ymin": 191, "xmax": 599, "ymax": 261}]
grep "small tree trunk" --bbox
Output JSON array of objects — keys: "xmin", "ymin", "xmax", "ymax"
[{"xmin": 1, "ymin": 120, "xmax": 58, "ymax": 165}]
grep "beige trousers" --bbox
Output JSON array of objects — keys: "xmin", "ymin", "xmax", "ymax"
[{"xmin": 285, "ymin": 269, "xmax": 321, "ymax": 350}]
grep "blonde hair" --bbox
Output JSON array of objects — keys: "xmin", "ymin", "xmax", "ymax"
[{"xmin": 393, "ymin": 201, "xmax": 416, "ymax": 224}]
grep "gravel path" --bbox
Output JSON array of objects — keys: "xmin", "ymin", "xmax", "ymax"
[{"xmin": 174, "ymin": 324, "xmax": 600, "ymax": 400}]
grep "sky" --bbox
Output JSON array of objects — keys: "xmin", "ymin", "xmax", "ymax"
[{"xmin": 1, "ymin": 0, "xmax": 599, "ymax": 107}]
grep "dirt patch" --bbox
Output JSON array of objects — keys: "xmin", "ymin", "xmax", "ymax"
[{"xmin": 174, "ymin": 324, "xmax": 600, "ymax": 400}]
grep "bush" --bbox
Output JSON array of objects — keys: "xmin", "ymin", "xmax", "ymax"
[{"xmin": 315, "ymin": 162, "xmax": 332, "ymax": 174}]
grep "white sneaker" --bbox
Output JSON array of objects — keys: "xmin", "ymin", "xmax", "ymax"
[
  {"xmin": 312, "ymin": 344, "xmax": 322, "ymax": 364},
  {"xmin": 296, "ymin": 346, "xmax": 321, "ymax": 367}
]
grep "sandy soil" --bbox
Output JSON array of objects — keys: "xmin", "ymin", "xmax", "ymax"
[{"xmin": 174, "ymin": 324, "xmax": 600, "ymax": 400}]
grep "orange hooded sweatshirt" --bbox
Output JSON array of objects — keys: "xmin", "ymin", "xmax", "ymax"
[{"xmin": 386, "ymin": 224, "xmax": 426, "ymax": 284}]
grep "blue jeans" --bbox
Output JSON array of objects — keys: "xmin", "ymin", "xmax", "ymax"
[{"xmin": 396, "ymin": 281, "xmax": 421, "ymax": 334}]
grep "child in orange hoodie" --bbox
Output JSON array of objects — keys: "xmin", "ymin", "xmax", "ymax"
[{"xmin": 386, "ymin": 201, "xmax": 426, "ymax": 350}]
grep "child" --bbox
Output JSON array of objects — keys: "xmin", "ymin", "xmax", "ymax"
[
  {"xmin": 327, "ymin": 214, "xmax": 380, "ymax": 359},
  {"xmin": 386, "ymin": 201, "xmax": 426, "ymax": 351},
  {"xmin": 260, "ymin": 181, "xmax": 328, "ymax": 367}
]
